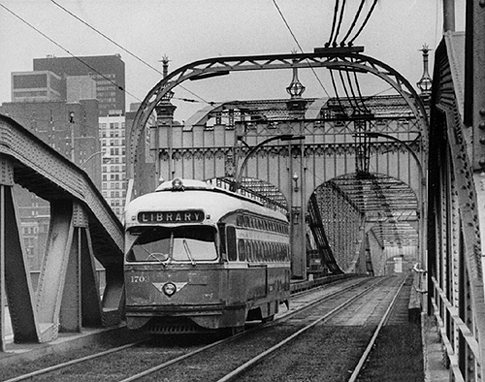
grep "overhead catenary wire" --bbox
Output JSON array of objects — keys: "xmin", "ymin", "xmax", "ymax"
[
  {"xmin": 351, "ymin": 71, "xmax": 371, "ymax": 114},
  {"xmin": 326, "ymin": 0, "xmax": 379, "ymax": 47},
  {"xmin": 347, "ymin": 0, "xmax": 379, "ymax": 46},
  {"xmin": 271, "ymin": 0, "xmax": 331, "ymax": 98},
  {"xmin": 331, "ymin": 0, "xmax": 347, "ymax": 47},
  {"xmin": 0, "ymin": 2, "xmax": 142, "ymax": 103},
  {"xmin": 0, "ymin": 3, "xmax": 141, "ymax": 102},
  {"xmin": 49, "ymin": 0, "xmax": 160, "ymax": 74},
  {"xmin": 326, "ymin": 0, "xmax": 340, "ymax": 47},
  {"xmin": 324, "ymin": 0, "xmax": 381, "ymax": 115},
  {"xmin": 340, "ymin": 0, "xmax": 367, "ymax": 46},
  {"xmin": 48, "ymin": 0, "xmax": 209, "ymax": 105},
  {"xmin": 329, "ymin": 69, "xmax": 346, "ymax": 112}
]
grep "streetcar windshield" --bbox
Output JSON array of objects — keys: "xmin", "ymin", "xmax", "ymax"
[{"xmin": 126, "ymin": 225, "xmax": 218, "ymax": 263}]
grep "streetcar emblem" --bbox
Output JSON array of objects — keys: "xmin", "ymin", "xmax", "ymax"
[{"xmin": 152, "ymin": 282, "xmax": 188, "ymax": 296}]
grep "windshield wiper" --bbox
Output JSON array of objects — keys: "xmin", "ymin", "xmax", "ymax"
[
  {"xmin": 137, "ymin": 244, "xmax": 168, "ymax": 266},
  {"xmin": 147, "ymin": 253, "xmax": 169, "ymax": 265},
  {"xmin": 183, "ymin": 239, "xmax": 196, "ymax": 266}
]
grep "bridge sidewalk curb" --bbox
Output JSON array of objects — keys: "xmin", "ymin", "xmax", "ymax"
[
  {"xmin": 0, "ymin": 325, "xmax": 146, "ymax": 369},
  {"xmin": 422, "ymin": 313, "xmax": 450, "ymax": 382}
]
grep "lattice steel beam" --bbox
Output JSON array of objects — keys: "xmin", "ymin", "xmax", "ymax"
[{"xmin": 130, "ymin": 51, "xmax": 428, "ymax": 175}]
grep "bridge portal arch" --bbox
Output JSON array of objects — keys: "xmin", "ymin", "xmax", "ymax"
[
  {"xmin": 307, "ymin": 173, "xmax": 419, "ymax": 278},
  {"xmin": 129, "ymin": 50, "xmax": 428, "ymax": 185}
]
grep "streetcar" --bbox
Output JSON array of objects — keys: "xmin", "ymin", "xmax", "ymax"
[{"xmin": 124, "ymin": 178, "xmax": 291, "ymax": 334}]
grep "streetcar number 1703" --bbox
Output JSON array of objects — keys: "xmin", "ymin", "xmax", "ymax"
[{"xmin": 130, "ymin": 275, "xmax": 150, "ymax": 283}]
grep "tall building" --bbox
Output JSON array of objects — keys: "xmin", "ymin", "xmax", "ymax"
[
  {"xmin": 33, "ymin": 54, "xmax": 125, "ymax": 116},
  {"xmin": 99, "ymin": 111, "xmax": 127, "ymax": 220},
  {"xmin": 11, "ymin": 70, "xmax": 63, "ymax": 102}
]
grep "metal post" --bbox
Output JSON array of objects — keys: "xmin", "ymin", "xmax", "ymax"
[
  {"xmin": 443, "ymin": 0, "xmax": 455, "ymax": 32},
  {"xmin": 0, "ymin": 186, "xmax": 5, "ymax": 352},
  {"xmin": 297, "ymin": 121, "xmax": 307, "ymax": 279},
  {"xmin": 69, "ymin": 112, "xmax": 75, "ymax": 163},
  {"xmin": 465, "ymin": 0, "xmax": 485, "ymax": 171}
]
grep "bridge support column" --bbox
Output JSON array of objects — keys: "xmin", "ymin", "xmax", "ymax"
[
  {"xmin": 289, "ymin": 131, "xmax": 307, "ymax": 279},
  {"xmin": 36, "ymin": 201, "xmax": 105, "ymax": 341},
  {"xmin": 0, "ymin": 156, "xmax": 40, "ymax": 349},
  {"xmin": 60, "ymin": 204, "xmax": 104, "ymax": 331},
  {"xmin": 291, "ymin": 206, "xmax": 306, "ymax": 279}
]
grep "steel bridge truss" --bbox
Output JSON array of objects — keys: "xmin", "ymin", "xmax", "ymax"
[
  {"xmin": 130, "ymin": 49, "xmax": 428, "ymax": 174},
  {"xmin": 428, "ymin": 33, "xmax": 485, "ymax": 381},
  {"xmin": 0, "ymin": 115, "xmax": 124, "ymax": 349}
]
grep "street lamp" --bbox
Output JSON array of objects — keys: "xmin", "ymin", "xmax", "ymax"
[
  {"xmin": 81, "ymin": 150, "xmax": 108, "ymax": 169},
  {"xmin": 232, "ymin": 134, "xmax": 304, "ymax": 192},
  {"xmin": 292, "ymin": 172, "xmax": 299, "ymax": 192}
]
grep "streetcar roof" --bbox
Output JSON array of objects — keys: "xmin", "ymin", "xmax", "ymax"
[{"xmin": 125, "ymin": 178, "xmax": 287, "ymax": 225}]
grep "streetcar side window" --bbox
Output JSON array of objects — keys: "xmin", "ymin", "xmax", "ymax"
[
  {"xmin": 226, "ymin": 226, "xmax": 238, "ymax": 261},
  {"xmin": 243, "ymin": 240, "xmax": 250, "ymax": 262},
  {"xmin": 218, "ymin": 223, "xmax": 226, "ymax": 258},
  {"xmin": 237, "ymin": 239, "xmax": 246, "ymax": 262}
]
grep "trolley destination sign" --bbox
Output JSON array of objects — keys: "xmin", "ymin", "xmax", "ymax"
[{"xmin": 138, "ymin": 209, "xmax": 205, "ymax": 223}]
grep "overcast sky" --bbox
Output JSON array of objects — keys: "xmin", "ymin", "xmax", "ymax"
[{"xmin": 0, "ymin": 0, "xmax": 465, "ymax": 120}]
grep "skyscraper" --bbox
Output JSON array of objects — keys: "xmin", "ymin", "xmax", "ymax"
[
  {"xmin": 99, "ymin": 111, "xmax": 127, "ymax": 220},
  {"xmin": 33, "ymin": 54, "xmax": 125, "ymax": 116}
]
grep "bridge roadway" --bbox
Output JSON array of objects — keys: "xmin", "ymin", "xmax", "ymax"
[
  {"xmin": 0, "ymin": 274, "xmax": 445, "ymax": 380},
  {"xmin": 0, "ymin": 114, "xmax": 124, "ymax": 347}
]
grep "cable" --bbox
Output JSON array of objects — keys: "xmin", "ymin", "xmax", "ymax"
[
  {"xmin": 50, "ymin": 0, "xmax": 159, "ymax": 75},
  {"xmin": 272, "ymin": 0, "xmax": 306, "ymax": 55},
  {"xmin": 327, "ymin": 0, "xmax": 340, "ymax": 47},
  {"xmin": 340, "ymin": 0, "xmax": 366, "ymax": 46},
  {"xmin": 348, "ymin": 0, "xmax": 378, "ymax": 46},
  {"xmin": 344, "ymin": 70, "xmax": 365, "ymax": 114},
  {"xmin": 49, "ymin": 0, "xmax": 209, "ymax": 105},
  {"xmin": 271, "ymin": 0, "xmax": 331, "ymax": 98},
  {"xmin": 332, "ymin": 0, "xmax": 347, "ymax": 47},
  {"xmin": 351, "ymin": 71, "xmax": 370, "ymax": 114},
  {"xmin": 329, "ymin": 69, "xmax": 346, "ymax": 114},
  {"xmin": 0, "ymin": 2, "xmax": 142, "ymax": 103}
]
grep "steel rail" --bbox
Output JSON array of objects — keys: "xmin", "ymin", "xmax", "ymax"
[
  {"xmin": 117, "ymin": 277, "xmax": 379, "ymax": 382},
  {"xmin": 3, "ymin": 339, "xmax": 149, "ymax": 382},
  {"xmin": 347, "ymin": 276, "xmax": 407, "ymax": 382},
  {"xmin": 215, "ymin": 277, "xmax": 389, "ymax": 382}
]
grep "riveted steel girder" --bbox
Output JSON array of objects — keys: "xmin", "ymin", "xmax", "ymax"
[
  {"xmin": 0, "ymin": 115, "xmax": 123, "ymax": 264},
  {"xmin": 0, "ymin": 181, "xmax": 41, "ymax": 346},
  {"xmin": 431, "ymin": 32, "xmax": 485, "ymax": 381},
  {"xmin": 0, "ymin": 115, "xmax": 125, "ymax": 345},
  {"xmin": 130, "ymin": 51, "xmax": 429, "ymax": 178}
]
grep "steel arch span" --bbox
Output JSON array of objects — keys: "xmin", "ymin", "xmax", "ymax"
[{"xmin": 128, "ymin": 49, "xmax": 429, "ymax": 183}]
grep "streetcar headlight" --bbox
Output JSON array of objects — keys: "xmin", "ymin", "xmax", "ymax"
[
  {"xmin": 172, "ymin": 178, "xmax": 184, "ymax": 191},
  {"xmin": 162, "ymin": 282, "xmax": 177, "ymax": 296}
]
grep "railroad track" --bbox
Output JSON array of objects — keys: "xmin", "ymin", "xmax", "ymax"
[{"xmin": 0, "ymin": 275, "xmax": 405, "ymax": 381}]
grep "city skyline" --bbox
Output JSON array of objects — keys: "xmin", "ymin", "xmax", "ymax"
[{"xmin": 0, "ymin": 1, "xmax": 465, "ymax": 122}]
